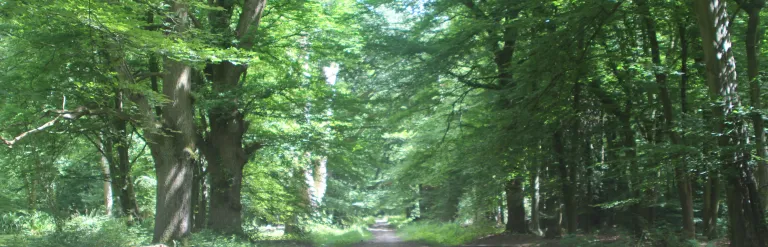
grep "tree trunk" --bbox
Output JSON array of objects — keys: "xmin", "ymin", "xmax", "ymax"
[
  {"xmin": 149, "ymin": 56, "xmax": 196, "ymax": 243},
  {"xmin": 113, "ymin": 92, "xmax": 140, "ymax": 220},
  {"xmin": 530, "ymin": 164, "xmax": 541, "ymax": 235},
  {"xmin": 204, "ymin": 0, "xmax": 268, "ymax": 234},
  {"xmin": 553, "ymin": 129, "xmax": 576, "ymax": 234},
  {"xmin": 313, "ymin": 156, "xmax": 328, "ymax": 206},
  {"xmin": 99, "ymin": 139, "xmax": 113, "ymax": 216},
  {"xmin": 693, "ymin": 1, "xmax": 768, "ymax": 245},
  {"xmin": 195, "ymin": 160, "xmax": 208, "ymax": 231},
  {"xmin": 147, "ymin": 4, "xmax": 196, "ymax": 240},
  {"xmin": 206, "ymin": 92, "xmax": 248, "ymax": 234},
  {"xmin": 703, "ymin": 169, "xmax": 720, "ymax": 239},
  {"xmin": 636, "ymin": 0, "xmax": 694, "ymax": 238},
  {"xmin": 498, "ymin": 195, "xmax": 505, "ymax": 226},
  {"xmin": 742, "ymin": 3, "xmax": 768, "ymax": 212},
  {"xmin": 505, "ymin": 177, "xmax": 526, "ymax": 233},
  {"xmin": 543, "ymin": 181, "xmax": 562, "ymax": 238},
  {"xmin": 442, "ymin": 177, "xmax": 461, "ymax": 222},
  {"xmin": 701, "ymin": 109, "xmax": 721, "ymax": 239},
  {"xmin": 150, "ymin": 60, "xmax": 195, "ymax": 243}
]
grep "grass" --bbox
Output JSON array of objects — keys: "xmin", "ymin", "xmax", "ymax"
[
  {"xmin": 0, "ymin": 234, "xmax": 11, "ymax": 246},
  {"xmin": 308, "ymin": 224, "xmax": 372, "ymax": 246},
  {"xmin": 0, "ymin": 212, "xmax": 373, "ymax": 247},
  {"xmin": 397, "ymin": 221, "xmax": 502, "ymax": 246}
]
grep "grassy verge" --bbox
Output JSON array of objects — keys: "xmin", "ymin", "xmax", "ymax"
[
  {"xmin": 0, "ymin": 234, "xmax": 12, "ymax": 246},
  {"xmin": 308, "ymin": 224, "xmax": 372, "ymax": 247},
  {"xmin": 397, "ymin": 221, "xmax": 502, "ymax": 246}
]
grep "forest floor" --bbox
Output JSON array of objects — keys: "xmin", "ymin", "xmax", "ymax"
[
  {"xmin": 460, "ymin": 234, "xmax": 560, "ymax": 247},
  {"xmin": 352, "ymin": 221, "xmax": 562, "ymax": 247}
]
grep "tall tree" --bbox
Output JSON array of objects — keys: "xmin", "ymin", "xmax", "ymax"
[
  {"xmin": 693, "ymin": 0, "xmax": 768, "ymax": 245},
  {"xmin": 202, "ymin": 0, "xmax": 268, "ymax": 234}
]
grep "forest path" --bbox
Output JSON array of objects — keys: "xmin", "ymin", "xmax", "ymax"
[{"xmin": 350, "ymin": 220, "xmax": 431, "ymax": 247}]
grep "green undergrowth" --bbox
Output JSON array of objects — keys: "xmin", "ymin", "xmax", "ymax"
[
  {"xmin": 383, "ymin": 215, "xmax": 411, "ymax": 228},
  {"xmin": 307, "ymin": 224, "xmax": 372, "ymax": 246},
  {"xmin": 397, "ymin": 221, "xmax": 502, "ymax": 246},
  {"xmin": 0, "ymin": 213, "xmax": 371, "ymax": 247},
  {"xmin": 2, "ymin": 215, "xmax": 150, "ymax": 247}
]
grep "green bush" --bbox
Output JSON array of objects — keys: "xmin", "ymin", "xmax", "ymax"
[
  {"xmin": 0, "ymin": 210, "xmax": 56, "ymax": 235},
  {"xmin": 5, "ymin": 214, "xmax": 149, "ymax": 247},
  {"xmin": 397, "ymin": 221, "xmax": 501, "ymax": 246}
]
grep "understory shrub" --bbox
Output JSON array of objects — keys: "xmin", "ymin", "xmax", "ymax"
[
  {"xmin": 5, "ymin": 214, "xmax": 148, "ymax": 247},
  {"xmin": 0, "ymin": 210, "xmax": 56, "ymax": 235}
]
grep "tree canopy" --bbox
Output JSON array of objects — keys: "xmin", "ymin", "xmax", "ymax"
[{"xmin": 0, "ymin": 0, "xmax": 767, "ymax": 246}]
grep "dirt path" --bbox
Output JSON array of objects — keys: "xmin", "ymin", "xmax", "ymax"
[{"xmin": 351, "ymin": 221, "xmax": 431, "ymax": 247}]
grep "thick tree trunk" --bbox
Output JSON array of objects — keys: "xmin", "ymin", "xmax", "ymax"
[
  {"xmin": 206, "ymin": 92, "xmax": 248, "ymax": 234},
  {"xmin": 693, "ymin": 1, "xmax": 768, "ymax": 245},
  {"xmin": 204, "ymin": 0, "xmax": 268, "ymax": 234},
  {"xmin": 636, "ymin": 0, "xmax": 694, "ymax": 238},
  {"xmin": 147, "ymin": 4, "xmax": 196, "ymax": 240},
  {"xmin": 150, "ymin": 57, "xmax": 196, "ymax": 243},
  {"xmin": 505, "ymin": 177, "xmax": 526, "ymax": 233}
]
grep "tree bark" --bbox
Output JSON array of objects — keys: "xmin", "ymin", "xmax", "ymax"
[
  {"xmin": 204, "ymin": 0, "xmax": 268, "ymax": 234},
  {"xmin": 144, "ymin": 2, "xmax": 196, "ymax": 242},
  {"xmin": 99, "ymin": 138, "xmax": 113, "ymax": 216},
  {"xmin": 113, "ymin": 91, "xmax": 141, "ymax": 220},
  {"xmin": 195, "ymin": 159, "xmax": 208, "ymax": 231},
  {"xmin": 505, "ymin": 177, "xmax": 526, "ymax": 233},
  {"xmin": 553, "ymin": 129, "xmax": 576, "ymax": 234},
  {"xmin": 740, "ymin": 1, "xmax": 768, "ymax": 212},
  {"xmin": 530, "ymin": 164, "xmax": 541, "ymax": 235},
  {"xmin": 693, "ymin": 0, "xmax": 768, "ymax": 245},
  {"xmin": 150, "ymin": 58, "xmax": 195, "ymax": 243}
]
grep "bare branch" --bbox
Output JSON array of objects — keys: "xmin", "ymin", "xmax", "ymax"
[{"xmin": 1, "ymin": 116, "xmax": 61, "ymax": 148}]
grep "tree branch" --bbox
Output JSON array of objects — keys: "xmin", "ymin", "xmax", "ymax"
[
  {"xmin": 244, "ymin": 141, "xmax": 264, "ymax": 159},
  {"xmin": 237, "ymin": 0, "xmax": 268, "ymax": 49},
  {"xmin": 1, "ymin": 116, "xmax": 61, "ymax": 148}
]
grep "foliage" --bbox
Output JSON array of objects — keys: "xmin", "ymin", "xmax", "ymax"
[
  {"xmin": 0, "ymin": 210, "xmax": 55, "ymax": 235},
  {"xmin": 4, "ymin": 214, "xmax": 149, "ymax": 247}
]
